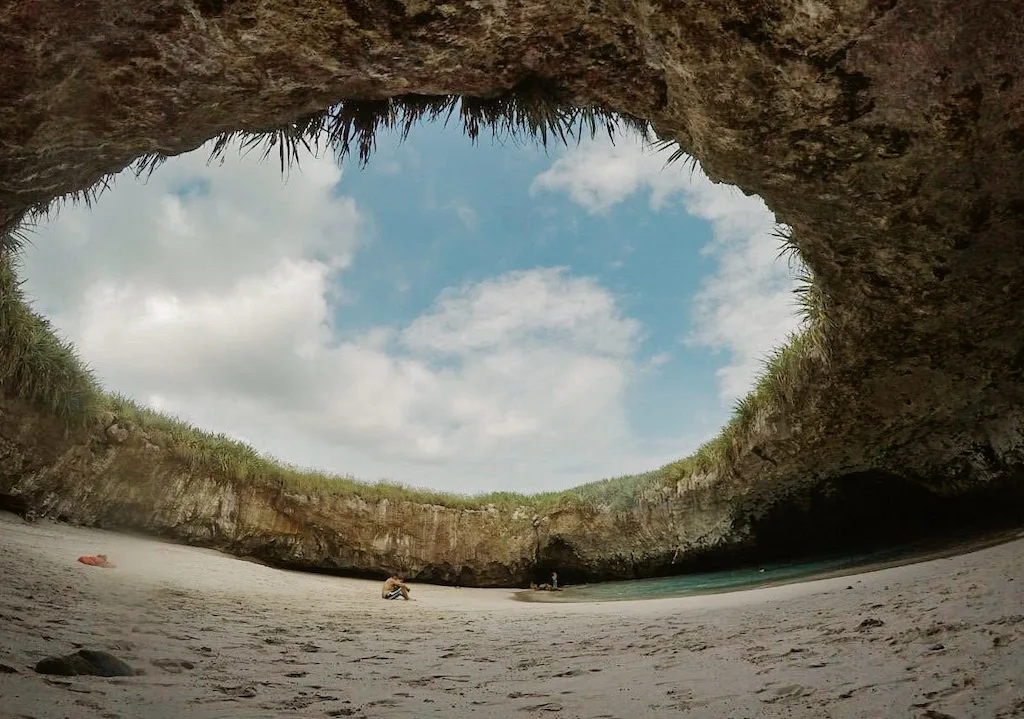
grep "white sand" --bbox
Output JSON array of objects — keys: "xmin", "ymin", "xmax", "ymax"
[{"xmin": 1, "ymin": 512, "xmax": 1021, "ymax": 718}]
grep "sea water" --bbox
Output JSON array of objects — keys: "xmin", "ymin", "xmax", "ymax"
[{"xmin": 524, "ymin": 530, "xmax": 1021, "ymax": 603}]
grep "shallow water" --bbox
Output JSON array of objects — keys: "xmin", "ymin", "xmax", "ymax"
[{"xmin": 524, "ymin": 529, "xmax": 1023, "ymax": 603}]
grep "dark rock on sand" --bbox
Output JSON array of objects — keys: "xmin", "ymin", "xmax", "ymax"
[
  {"xmin": 858, "ymin": 618, "xmax": 885, "ymax": 631},
  {"xmin": 35, "ymin": 649, "xmax": 134, "ymax": 677}
]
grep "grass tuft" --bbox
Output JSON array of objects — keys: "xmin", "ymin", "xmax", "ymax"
[
  {"xmin": 206, "ymin": 87, "xmax": 655, "ymax": 174},
  {"xmin": 0, "ymin": 257, "xmax": 104, "ymax": 425}
]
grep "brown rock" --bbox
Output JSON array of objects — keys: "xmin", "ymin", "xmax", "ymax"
[
  {"xmin": 1, "ymin": 0, "xmax": 1024, "ymax": 586},
  {"xmin": 35, "ymin": 649, "xmax": 134, "ymax": 677},
  {"xmin": 105, "ymin": 424, "xmax": 130, "ymax": 444}
]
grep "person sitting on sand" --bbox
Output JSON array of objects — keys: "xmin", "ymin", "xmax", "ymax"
[
  {"xmin": 382, "ymin": 576, "xmax": 410, "ymax": 600},
  {"xmin": 77, "ymin": 554, "xmax": 116, "ymax": 569}
]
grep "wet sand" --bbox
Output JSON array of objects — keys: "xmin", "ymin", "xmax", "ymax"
[{"xmin": 1, "ymin": 511, "xmax": 1022, "ymax": 718}]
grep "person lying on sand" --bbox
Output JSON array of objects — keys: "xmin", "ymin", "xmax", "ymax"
[
  {"xmin": 382, "ymin": 576, "xmax": 410, "ymax": 600},
  {"xmin": 77, "ymin": 554, "xmax": 116, "ymax": 569}
]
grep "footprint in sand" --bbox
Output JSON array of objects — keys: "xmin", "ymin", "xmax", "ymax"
[
  {"xmin": 526, "ymin": 702, "xmax": 564, "ymax": 713},
  {"xmin": 757, "ymin": 684, "xmax": 813, "ymax": 703},
  {"xmin": 365, "ymin": 698, "xmax": 401, "ymax": 707},
  {"xmin": 552, "ymin": 669, "xmax": 584, "ymax": 678},
  {"xmin": 150, "ymin": 658, "xmax": 196, "ymax": 673},
  {"xmin": 213, "ymin": 683, "xmax": 257, "ymax": 699}
]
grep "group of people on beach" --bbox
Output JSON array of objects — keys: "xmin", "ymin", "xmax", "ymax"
[
  {"xmin": 530, "ymin": 571, "xmax": 560, "ymax": 591},
  {"xmin": 381, "ymin": 571, "xmax": 562, "ymax": 600}
]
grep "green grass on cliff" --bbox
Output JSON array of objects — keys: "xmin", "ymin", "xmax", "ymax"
[
  {"xmin": 0, "ymin": 258, "xmax": 669, "ymax": 512},
  {"xmin": 0, "ymin": 227, "xmax": 828, "ymax": 513},
  {"xmin": 0, "ymin": 259, "xmax": 104, "ymax": 425},
  {"xmin": 0, "ymin": 248, "xmax": 826, "ymax": 514},
  {"xmin": 101, "ymin": 391, "xmax": 672, "ymax": 512}
]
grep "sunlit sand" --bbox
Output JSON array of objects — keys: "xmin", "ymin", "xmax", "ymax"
[{"xmin": 1, "ymin": 511, "xmax": 1022, "ymax": 718}]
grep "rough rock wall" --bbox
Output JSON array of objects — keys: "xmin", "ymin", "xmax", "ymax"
[
  {"xmin": 0, "ymin": 397, "xmax": 540, "ymax": 585},
  {"xmin": 2, "ymin": 0, "xmax": 1024, "ymax": 583},
  {"xmin": 0, "ymin": 396, "xmax": 746, "ymax": 585}
]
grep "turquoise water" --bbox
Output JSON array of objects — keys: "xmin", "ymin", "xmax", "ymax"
[{"xmin": 522, "ymin": 533, "xmax": 1018, "ymax": 603}]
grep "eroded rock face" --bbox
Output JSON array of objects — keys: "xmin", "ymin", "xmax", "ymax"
[
  {"xmin": 0, "ymin": 396, "xmax": 746, "ymax": 585},
  {"xmin": 2, "ymin": 0, "xmax": 1024, "ymax": 584}
]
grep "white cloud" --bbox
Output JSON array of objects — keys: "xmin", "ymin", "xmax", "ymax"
[
  {"xmin": 402, "ymin": 268, "xmax": 638, "ymax": 359},
  {"xmin": 20, "ymin": 143, "xmax": 676, "ymax": 494},
  {"xmin": 532, "ymin": 133, "xmax": 801, "ymax": 402},
  {"xmin": 531, "ymin": 137, "xmax": 690, "ymax": 213},
  {"xmin": 18, "ymin": 131, "xmax": 798, "ymax": 495}
]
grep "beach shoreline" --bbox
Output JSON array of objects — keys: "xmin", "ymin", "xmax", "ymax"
[
  {"xmin": 1, "ymin": 511, "xmax": 1022, "ymax": 717},
  {"xmin": 517, "ymin": 527, "xmax": 1024, "ymax": 604}
]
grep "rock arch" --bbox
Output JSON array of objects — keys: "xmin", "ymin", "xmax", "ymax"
[{"xmin": 1, "ymin": 0, "xmax": 1023, "ymax": 584}]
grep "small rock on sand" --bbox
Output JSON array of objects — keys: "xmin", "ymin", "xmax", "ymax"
[{"xmin": 35, "ymin": 649, "xmax": 134, "ymax": 677}]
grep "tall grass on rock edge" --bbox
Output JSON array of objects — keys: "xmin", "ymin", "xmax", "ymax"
[
  {"xmin": 658, "ymin": 226, "xmax": 832, "ymax": 484},
  {"xmin": 0, "ymin": 255, "xmax": 675, "ymax": 512},
  {"xmin": 1, "ymin": 91, "xmax": 830, "ymax": 513}
]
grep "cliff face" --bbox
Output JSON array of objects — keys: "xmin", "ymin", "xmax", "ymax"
[
  {"xmin": 4, "ymin": 391, "xmax": 1019, "ymax": 586},
  {"xmin": 0, "ymin": 396, "xmax": 747, "ymax": 585},
  {"xmin": 0, "ymin": 397, "xmax": 538, "ymax": 585},
  {"xmin": 2, "ymin": 0, "xmax": 1024, "ymax": 585}
]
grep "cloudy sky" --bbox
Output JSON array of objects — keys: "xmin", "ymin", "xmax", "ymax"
[{"xmin": 20, "ymin": 120, "xmax": 800, "ymax": 495}]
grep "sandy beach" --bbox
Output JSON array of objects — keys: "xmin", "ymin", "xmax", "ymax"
[{"xmin": 1, "ymin": 512, "xmax": 1021, "ymax": 718}]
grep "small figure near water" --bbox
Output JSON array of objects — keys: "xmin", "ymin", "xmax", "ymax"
[
  {"xmin": 530, "ymin": 571, "xmax": 563, "ymax": 592},
  {"xmin": 77, "ymin": 554, "xmax": 116, "ymax": 569},
  {"xmin": 382, "ymin": 575, "xmax": 411, "ymax": 600}
]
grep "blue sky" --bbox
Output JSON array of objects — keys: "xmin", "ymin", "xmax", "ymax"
[
  {"xmin": 21, "ymin": 118, "xmax": 799, "ymax": 494},
  {"xmin": 333, "ymin": 123, "xmax": 727, "ymax": 448}
]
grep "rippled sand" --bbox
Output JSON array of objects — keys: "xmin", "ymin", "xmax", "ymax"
[{"xmin": 1, "ymin": 511, "xmax": 1022, "ymax": 718}]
